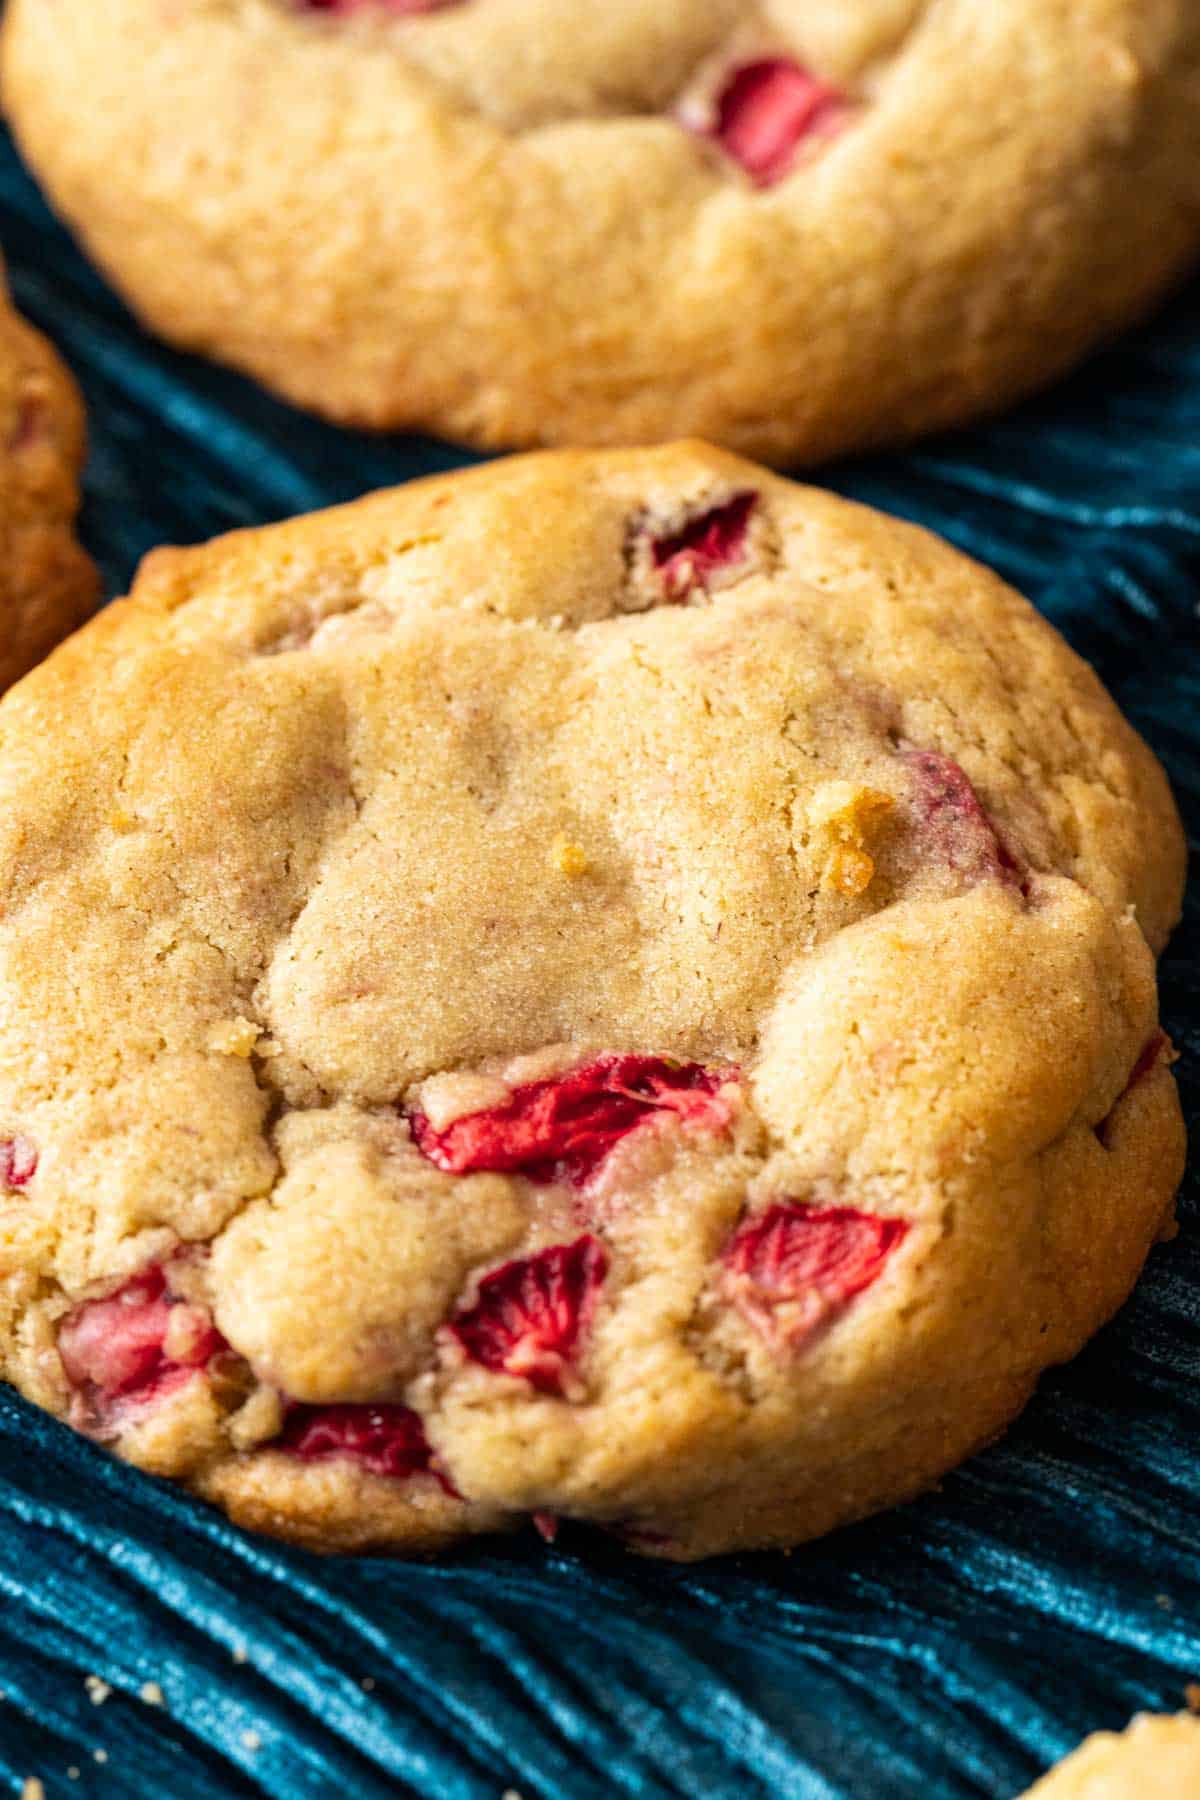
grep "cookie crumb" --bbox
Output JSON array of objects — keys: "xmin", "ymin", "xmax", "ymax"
[
  {"xmin": 1185, "ymin": 1683, "xmax": 1200, "ymax": 1713},
  {"xmin": 207, "ymin": 1017, "xmax": 260, "ymax": 1058},
  {"xmin": 1156, "ymin": 1594, "xmax": 1174, "ymax": 1612},
  {"xmin": 21, "ymin": 1779, "xmax": 44, "ymax": 1800},
  {"xmin": 232, "ymin": 1645, "xmax": 248, "ymax": 1665},
  {"xmin": 140, "ymin": 1680, "xmax": 164, "ymax": 1707},
  {"xmin": 162, "ymin": 1302, "xmax": 217, "ymax": 1365},
  {"xmin": 360, "ymin": 1677, "xmax": 376, "ymax": 1692},
  {"xmin": 228, "ymin": 1383, "xmax": 285, "ymax": 1451},
  {"xmin": 501, "ymin": 1790, "xmax": 525, "ymax": 1800},
  {"xmin": 826, "ymin": 844, "xmax": 876, "ymax": 898},
  {"xmin": 807, "ymin": 784, "xmax": 893, "ymax": 898},
  {"xmin": 68, "ymin": 1770, "xmax": 80, "ymax": 1782},
  {"xmin": 241, "ymin": 1729, "xmax": 262, "ymax": 1752},
  {"xmin": 550, "ymin": 835, "xmax": 588, "ymax": 878},
  {"xmin": 84, "ymin": 1675, "xmax": 111, "ymax": 1706},
  {"xmin": 93, "ymin": 1750, "xmax": 108, "ymax": 1765}
]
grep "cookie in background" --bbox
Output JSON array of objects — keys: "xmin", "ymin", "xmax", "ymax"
[
  {"xmin": 0, "ymin": 256, "xmax": 95, "ymax": 692},
  {"xmin": 4, "ymin": 1, "xmax": 1200, "ymax": 460},
  {"xmin": 1020, "ymin": 1713, "xmax": 1200, "ymax": 1797}
]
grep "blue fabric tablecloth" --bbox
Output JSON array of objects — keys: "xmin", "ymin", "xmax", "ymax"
[{"xmin": 1, "ymin": 123, "xmax": 1199, "ymax": 1800}]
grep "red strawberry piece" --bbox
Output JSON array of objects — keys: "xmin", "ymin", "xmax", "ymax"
[
  {"xmin": 1095, "ymin": 1029, "xmax": 1168, "ymax": 1147},
  {"xmin": 0, "ymin": 1136, "xmax": 37, "ymax": 1189},
  {"xmin": 532, "ymin": 1511, "xmax": 560, "ymax": 1543},
  {"xmin": 651, "ymin": 492, "xmax": 758, "ymax": 598},
  {"xmin": 9, "ymin": 395, "xmax": 44, "ymax": 454},
  {"xmin": 707, "ymin": 59, "xmax": 848, "ymax": 187},
  {"xmin": 448, "ymin": 1235, "xmax": 609, "ymax": 1396},
  {"xmin": 902, "ymin": 749, "xmax": 1026, "ymax": 891},
  {"xmin": 277, "ymin": 1402, "xmax": 448, "ymax": 1485},
  {"xmin": 722, "ymin": 1203, "xmax": 907, "ymax": 1351},
  {"xmin": 411, "ymin": 1055, "xmax": 736, "ymax": 1187},
  {"xmin": 58, "ymin": 1264, "xmax": 224, "ymax": 1419},
  {"xmin": 1121, "ymin": 1028, "xmax": 1170, "ymax": 1093},
  {"xmin": 607, "ymin": 1519, "xmax": 675, "ymax": 1550}
]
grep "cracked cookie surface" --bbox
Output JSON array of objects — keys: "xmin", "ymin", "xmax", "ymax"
[
  {"xmin": 0, "ymin": 256, "xmax": 95, "ymax": 693},
  {"xmin": 0, "ymin": 442, "xmax": 1186, "ymax": 1558},
  {"xmin": 5, "ymin": 1, "xmax": 1200, "ymax": 459},
  {"xmin": 1020, "ymin": 1714, "xmax": 1200, "ymax": 1798}
]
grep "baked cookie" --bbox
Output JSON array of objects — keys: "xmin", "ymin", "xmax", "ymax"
[
  {"xmin": 1020, "ymin": 1714, "xmax": 1200, "ymax": 1798},
  {"xmin": 0, "ymin": 443, "xmax": 1185, "ymax": 1558},
  {"xmin": 5, "ymin": 3, "xmax": 1200, "ymax": 460},
  {"xmin": 0, "ymin": 258, "xmax": 95, "ymax": 692}
]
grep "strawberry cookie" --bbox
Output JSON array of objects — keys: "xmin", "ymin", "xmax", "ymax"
[
  {"xmin": 0, "ymin": 258, "xmax": 95, "ymax": 692},
  {"xmin": 0, "ymin": 443, "xmax": 1185, "ymax": 1557},
  {"xmin": 1021, "ymin": 1715, "xmax": 1200, "ymax": 1798},
  {"xmin": 5, "ymin": 2, "xmax": 1200, "ymax": 459}
]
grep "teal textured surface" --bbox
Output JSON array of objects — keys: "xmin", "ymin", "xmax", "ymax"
[{"xmin": 1, "ymin": 123, "xmax": 1199, "ymax": 1800}]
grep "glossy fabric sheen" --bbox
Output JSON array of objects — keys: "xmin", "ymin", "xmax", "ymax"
[{"xmin": 1, "ymin": 128, "xmax": 1199, "ymax": 1800}]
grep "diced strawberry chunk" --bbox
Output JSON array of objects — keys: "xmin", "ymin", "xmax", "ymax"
[
  {"xmin": 1095, "ymin": 1030, "xmax": 1168, "ymax": 1147},
  {"xmin": 608, "ymin": 1520, "xmax": 675, "ymax": 1550},
  {"xmin": 448, "ymin": 1235, "xmax": 609, "ymax": 1396},
  {"xmin": 411, "ymin": 1055, "xmax": 736, "ymax": 1187},
  {"xmin": 277, "ymin": 1402, "xmax": 445, "ymax": 1483},
  {"xmin": 903, "ymin": 749, "xmax": 1026, "ymax": 890},
  {"xmin": 707, "ymin": 59, "xmax": 848, "ymax": 187},
  {"xmin": 651, "ymin": 492, "xmax": 758, "ymax": 598},
  {"xmin": 58, "ymin": 1264, "xmax": 224, "ymax": 1415},
  {"xmin": 1124, "ymin": 1029, "xmax": 1169, "ymax": 1092},
  {"xmin": 10, "ymin": 396, "xmax": 43, "ymax": 454},
  {"xmin": 532, "ymin": 1510, "xmax": 560, "ymax": 1543},
  {"xmin": 0, "ymin": 1136, "xmax": 37, "ymax": 1189},
  {"xmin": 722, "ymin": 1203, "xmax": 907, "ymax": 1350}
]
